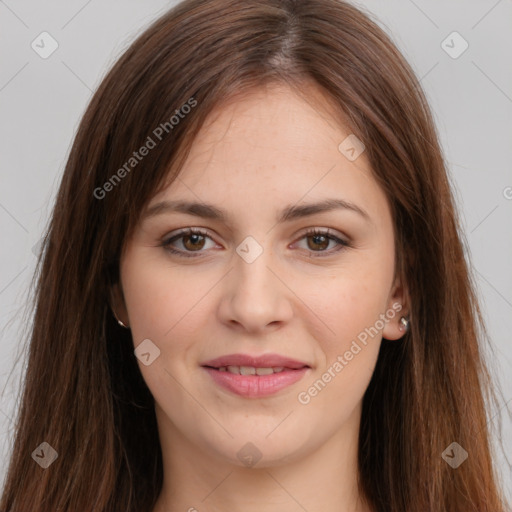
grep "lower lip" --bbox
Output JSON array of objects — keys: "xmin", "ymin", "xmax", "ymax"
[{"xmin": 202, "ymin": 367, "xmax": 309, "ymax": 397}]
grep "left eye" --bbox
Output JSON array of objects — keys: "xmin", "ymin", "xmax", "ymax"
[
  {"xmin": 161, "ymin": 228, "xmax": 348, "ymax": 258},
  {"xmin": 295, "ymin": 228, "xmax": 349, "ymax": 255}
]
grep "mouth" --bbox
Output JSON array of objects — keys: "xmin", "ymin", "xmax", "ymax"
[
  {"xmin": 207, "ymin": 365, "xmax": 301, "ymax": 375},
  {"xmin": 200, "ymin": 353, "xmax": 311, "ymax": 398}
]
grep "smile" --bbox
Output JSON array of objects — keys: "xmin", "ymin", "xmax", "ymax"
[{"xmin": 200, "ymin": 352, "xmax": 311, "ymax": 397}]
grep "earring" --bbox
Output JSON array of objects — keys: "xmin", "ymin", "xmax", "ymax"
[
  {"xmin": 398, "ymin": 316, "xmax": 409, "ymax": 333},
  {"xmin": 112, "ymin": 309, "xmax": 129, "ymax": 329}
]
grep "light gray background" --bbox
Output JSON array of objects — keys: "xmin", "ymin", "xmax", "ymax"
[{"xmin": 1, "ymin": 0, "xmax": 511, "ymax": 500}]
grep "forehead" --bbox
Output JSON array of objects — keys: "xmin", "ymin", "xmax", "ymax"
[
  {"xmin": 189, "ymin": 82, "xmax": 355, "ymax": 169},
  {"xmin": 146, "ymin": 82, "xmax": 388, "ymax": 225}
]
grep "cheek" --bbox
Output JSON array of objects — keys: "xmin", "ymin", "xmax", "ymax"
[
  {"xmin": 121, "ymin": 250, "xmax": 201, "ymax": 341},
  {"xmin": 120, "ymin": 254, "xmax": 207, "ymax": 401},
  {"xmin": 312, "ymin": 282, "xmax": 384, "ymax": 371},
  {"xmin": 294, "ymin": 289, "xmax": 382, "ymax": 417},
  {"xmin": 300, "ymin": 259, "xmax": 393, "ymax": 343},
  {"xmin": 295, "ymin": 257, "xmax": 394, "ymax": 397}
]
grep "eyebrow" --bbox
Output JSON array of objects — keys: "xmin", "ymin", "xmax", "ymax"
[{"xmin": 143, "ymin": 197, "xmax": 370, "ymax": 224}]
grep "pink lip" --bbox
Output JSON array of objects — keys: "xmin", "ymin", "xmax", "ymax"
[
  {"xmin": 202, "ymin": 367, "xmax": 309, "ymax": 397},
  {"xmin": 200, "ymin": 353, "xmax": 311, "ymax": 398}
]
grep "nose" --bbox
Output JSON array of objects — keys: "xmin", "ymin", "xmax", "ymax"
[{"xmin": 217, "ymin": 242, "xmax": 294, "ymax": 334}]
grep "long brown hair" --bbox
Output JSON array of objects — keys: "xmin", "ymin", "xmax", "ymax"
[{"xmin": 1, "ymin": 0, "xmax": 507, "ymax": 510}]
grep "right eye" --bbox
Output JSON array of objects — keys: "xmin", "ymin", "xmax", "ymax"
[{"xmin": 161, "ymin": 228, "xmax": 218, "ymax": 257}]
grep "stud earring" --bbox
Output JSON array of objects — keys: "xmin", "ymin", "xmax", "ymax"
[
  {"xmin": 112, "ymin": 309, "xmax": 129, "ymax": 329},
  {"xmin": 117, "ymin": 318, "xmax": 129, "ymax": 329},
  {"xmin": 398, "ymin": 316, "xmax": 409, "ymax": 333}
]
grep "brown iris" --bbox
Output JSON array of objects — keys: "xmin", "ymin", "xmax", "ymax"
[
  {"xmin": 307, "ymin": 233, "xmax": 329, "ymax": 251},
  {"xmin": 182, "ymin": 233, "xmax": 206, "ymax": 251}
]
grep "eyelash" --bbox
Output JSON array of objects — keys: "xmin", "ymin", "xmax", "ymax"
[{"xmin": 160, "ymin": 228, "xmax": 350, "ymax": 258}]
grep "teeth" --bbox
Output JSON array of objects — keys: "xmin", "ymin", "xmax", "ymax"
[
  {"xmin": 222, "ymin": 366, "xmax": 286, "ymax": 375},
  {"xmin": 255, "ymin": 367, "xmax": 274, "ymax": 376}
]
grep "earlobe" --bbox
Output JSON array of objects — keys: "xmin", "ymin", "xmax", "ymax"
[
  {"xmin": 382, "ymin": 308, "xmax": 409, "ymax": 341},
  {"xmin": 382, "ymin": 276, "xmax": 410, "ymax": 340},
  {"xmin": 109, "ymin": 282, "xmax": 130, "ymax": 328}
]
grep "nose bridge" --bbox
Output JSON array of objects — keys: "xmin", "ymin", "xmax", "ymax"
[
  {"xmin": 220, "ymin": 234, "xmax": 292, "ymax": 331},
  {"xmin": 233, "ymin": 234, "xmax": 277, "ymax": 301}
]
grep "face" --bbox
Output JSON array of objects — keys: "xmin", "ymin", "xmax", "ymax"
[{"xmin": 113, "ymin": 82, "xmax": 407, "ymax": 468}]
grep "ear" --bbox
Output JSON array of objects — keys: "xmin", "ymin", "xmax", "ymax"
[
  {"xmin": 108, "ymin": 281, "xmax": 129, "ymax": 327},
  {"xmin": 382, "ymin": 274, "xmax": 409, "ymax": 341}
]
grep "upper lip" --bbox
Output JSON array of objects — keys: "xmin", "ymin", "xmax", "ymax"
[{"xmin": 201, "ymin": 353, "xmax": 310, "ymax": 370}]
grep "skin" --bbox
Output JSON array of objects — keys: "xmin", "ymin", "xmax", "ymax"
[{"xmin": 112, "ymin": 81, "xmax": 408, "ymax": 512}]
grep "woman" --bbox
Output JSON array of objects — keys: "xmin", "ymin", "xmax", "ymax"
[{"xmin": 1, "ymin": 0, "xmax": 508, "ymax": 510}]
